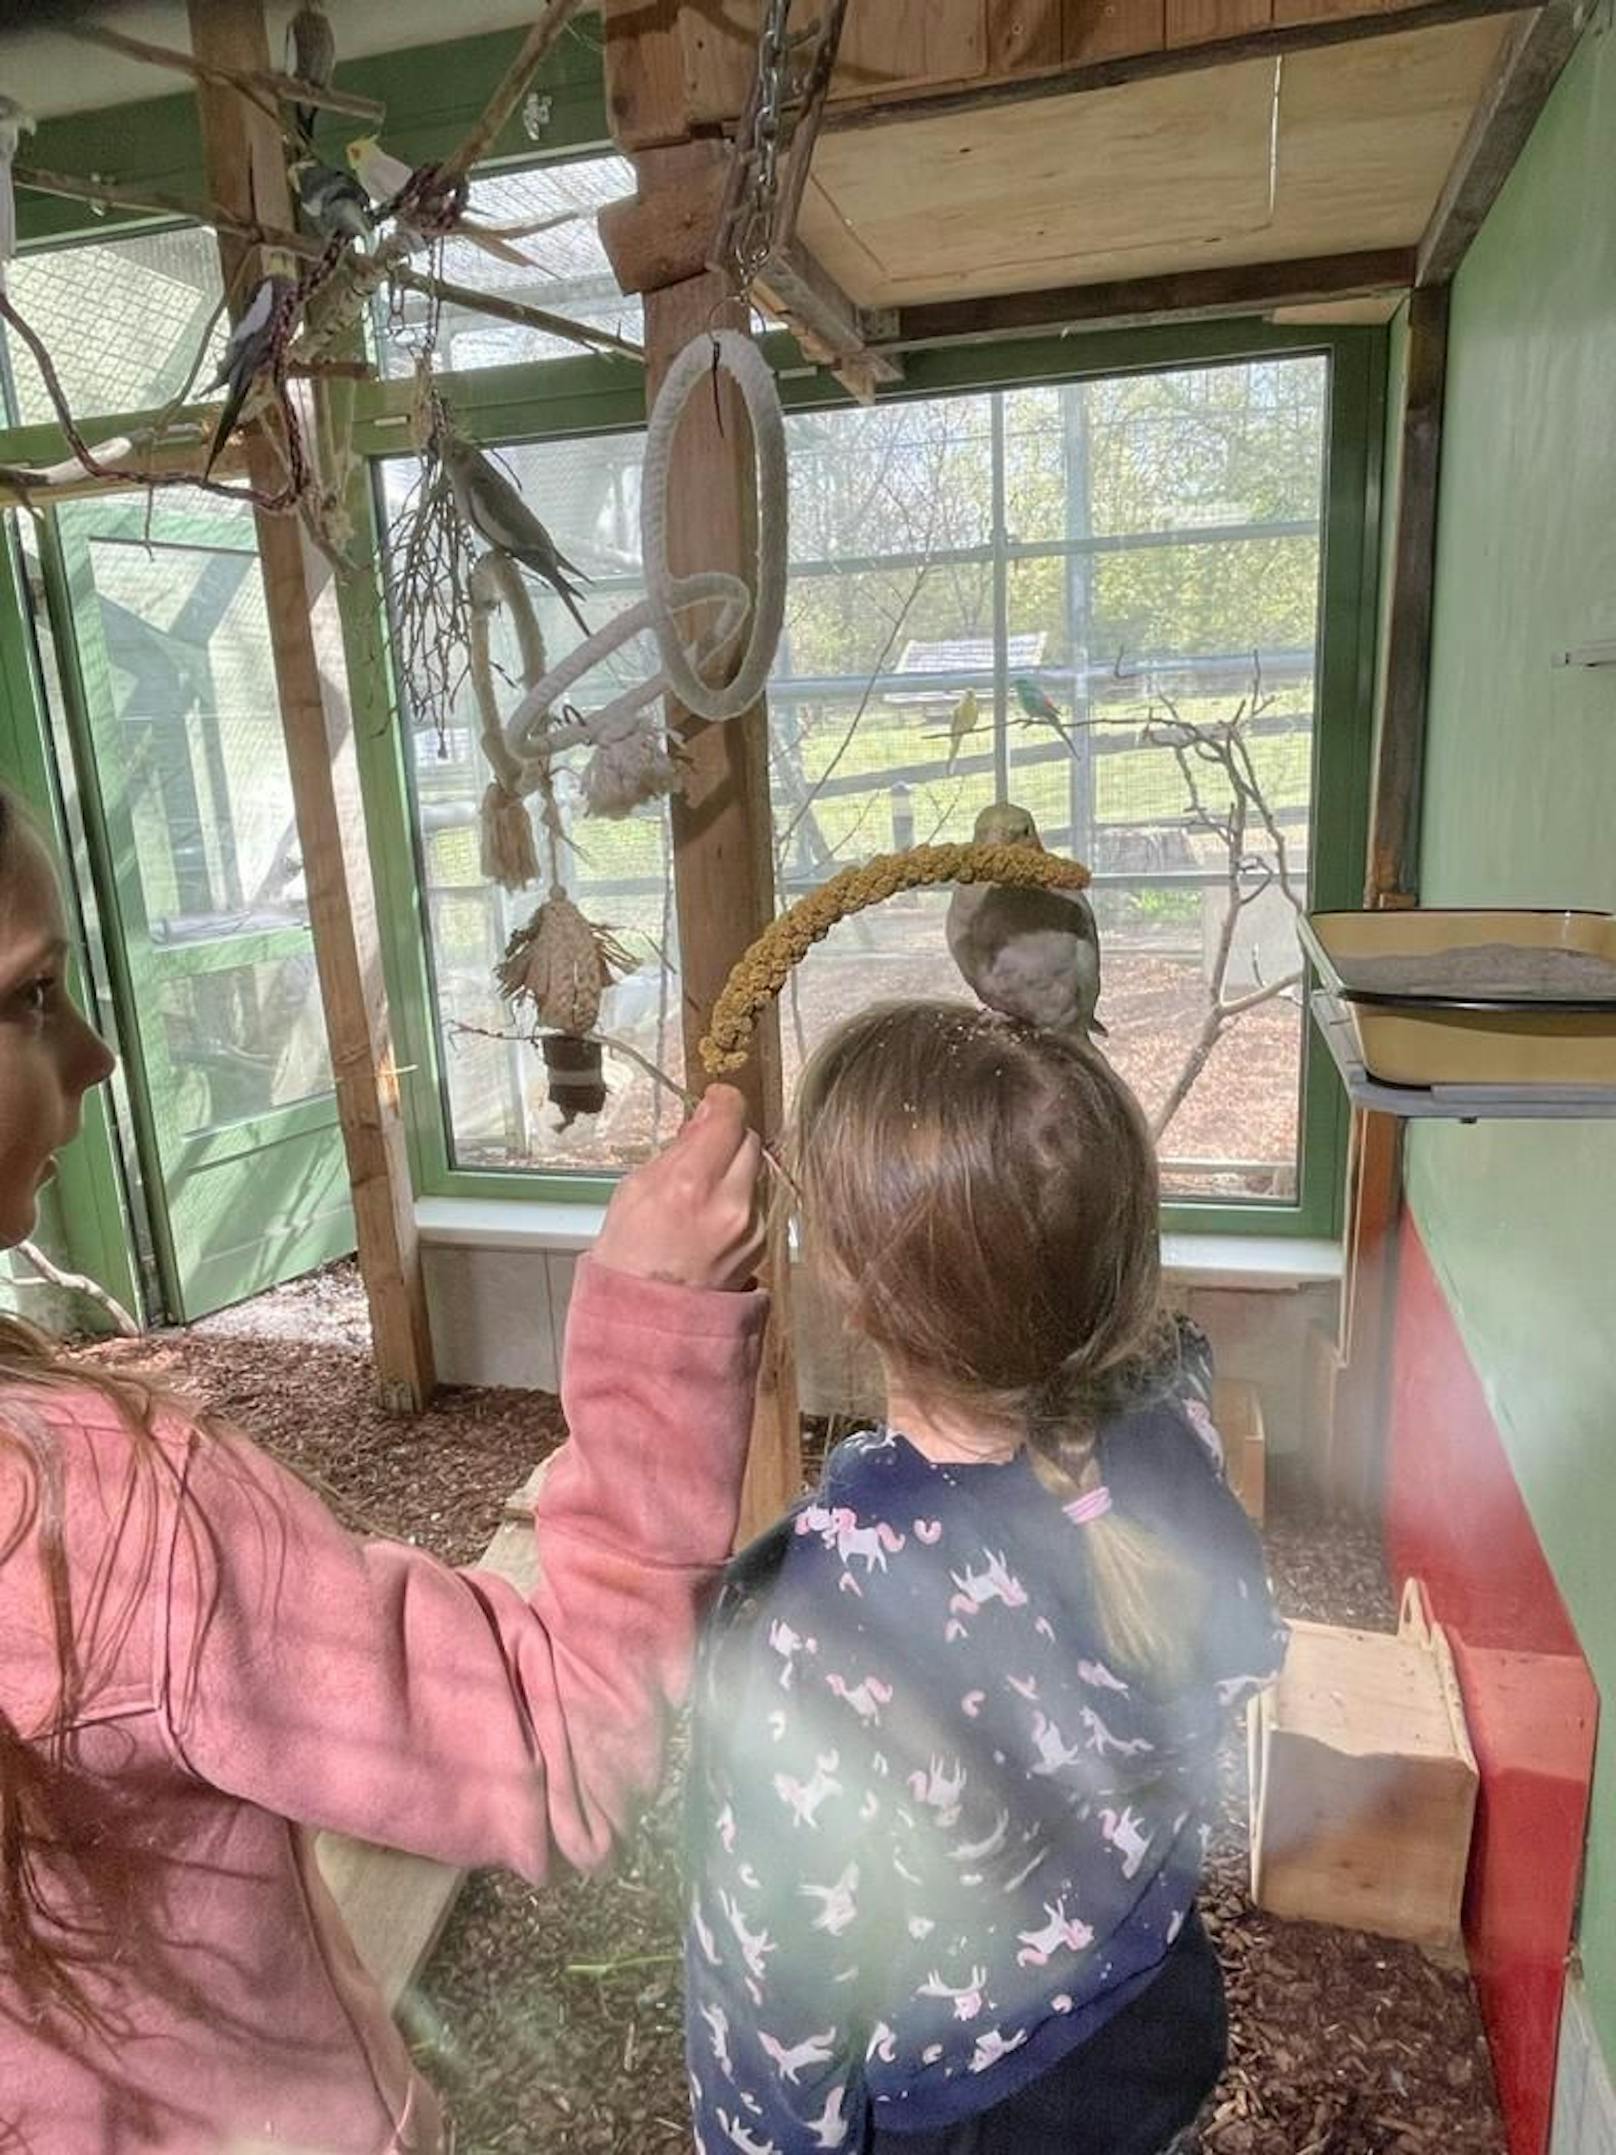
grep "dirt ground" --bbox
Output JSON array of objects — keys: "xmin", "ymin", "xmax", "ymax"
[{"xmin": 87, "ymin": 1266, "xmax": 1505, "ymax": 2155}]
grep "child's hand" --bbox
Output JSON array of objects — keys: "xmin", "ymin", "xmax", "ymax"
[{"xmin": 594, "ymin": 1084, "xmax": 766, "ymax": 1291}]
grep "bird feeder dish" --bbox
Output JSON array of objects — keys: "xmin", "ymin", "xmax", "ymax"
[{"xmin": 1301, "ymin": 909, "xmax": 1616, "ymax": 1088}]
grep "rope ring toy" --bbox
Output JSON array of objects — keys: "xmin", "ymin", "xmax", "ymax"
[{"xmin": 640, "ymin": 329, "xmax": 789, "ymax": 724}]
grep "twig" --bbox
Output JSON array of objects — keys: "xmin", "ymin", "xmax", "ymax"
[
  {"xmin": 391, "ymin": 265, "xmax": 644, "ymax": 364},
  {"xmin": 16, "ymin": 1241, "xmax": 140, "ymax": 1337},
  {"xmin": 70, "ymin": 22, "xmax": 284, "ymax": 127},
  {"xmin": 437, "ymin": 0, "xmax": 588, "ymax": 186}
]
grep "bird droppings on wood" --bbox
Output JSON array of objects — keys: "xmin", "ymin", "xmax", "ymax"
[{"xmin": 84, "ymin": 1270, "xmax": 1507, "ymax": 2152}]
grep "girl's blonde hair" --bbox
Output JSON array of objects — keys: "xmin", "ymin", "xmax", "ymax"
[{"xmin": 791, "ymin": 1000, "xmax": 1203, "ymax": 1688}]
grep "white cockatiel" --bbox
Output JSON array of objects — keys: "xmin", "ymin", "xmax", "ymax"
[
  {"xmin": 0, "ymin": 96, "xmax": 36, "ymax": 291},
  {"xmin": 947, "ymin": 800, "xmax": 1106, "ymax": 1038},
  {"xmin": 345, "ymin": 136, "xmax": 559, "ymax": 269}
]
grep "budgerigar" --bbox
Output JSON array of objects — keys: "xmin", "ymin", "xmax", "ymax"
[
  {"xmin": 443, "ymin": 438, "xmax": 591, "ymax": 636},
  {"xmin": 0, "ymin": 97, "xmax": 35, "ymax": 292},
  {"xmin": 204, "ymin": 274, "xmax": 297, "ymax": 476},
  {"xmin": 292, "ymin": 157, "xmax": 372, "ymax": 244},
  {"xmin": 947, "ymin": 800, "xmax": 1106, "ymax": 1039},
  {"xmin": 947, "ymin": 687, "xmax": 980, "ymax": 771}
]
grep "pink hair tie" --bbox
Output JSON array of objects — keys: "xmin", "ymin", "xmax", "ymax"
[{"xmin": 1063, "ymin": 1486, "xmax": 1113, "ymax": 1527}]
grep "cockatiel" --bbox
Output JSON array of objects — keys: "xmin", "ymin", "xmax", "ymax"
[
  {"xmin": 947, "ymin": 800, "xmax": 1106, "ymax": 1039},
  {"xmin": 0, "ymin": 97, "xmax": 35, "ymax": 292},
  {"xmin": 204, "ymin": 274, "xmax": 297, "ymax": 476},
  {"xmin": 443, "ymin": 438, "xmax": 591, "ymax": 636},
  {"xmin": 947, "ymin": 687, "xmax": 980, "ymax": 770},
  {"xmin": 345, "ymin": 136, "xmax": 540, "ymax": 268},
  {"xmin": 288, "ymin": 1, "xmax": 336, "ymax": 147},
  {"xmin": 292, "ymin": 157, "xmax": 372, "ymax": 244}
]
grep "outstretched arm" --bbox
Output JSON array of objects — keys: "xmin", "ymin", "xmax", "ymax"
[{"xmin": 159, "ymin": 1090, "xmax": 769, "ymax": 1882}]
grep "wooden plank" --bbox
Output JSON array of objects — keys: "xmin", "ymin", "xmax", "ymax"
[
  {"xmin": 1367, "ymin": 281, "xmax": 1448, "ymax": 907},
  {"xmin": 1066, "ymin": 0, "xmax": 1167, "ymax": 57},
  {"xmin": 1416, "ymin": 0, "xmax": 1590, "ymax": 287},
  {"xmin": 1168, "ymin": 0, "xmax": 1273, "ymax": 43},
  {"xmin": 188, "ymin": 0, "xmax": 435, "ymax": 1413},
  {"xmin": 602, "ymin": 0, "xmax": 691, "ymax": 149},
  {"xmin": 642, "ymin": 267, "xmax": 802, "ymax": 1545},
  {"xmin": 988, "ymin": 0, "xmax": 1064, "ymax": 70},
  {"xmin": 880, "ymin": 247, "xmax": 1414, "ymax": 348},
  {"xmin": 821, "ymin": 0, "xmax": 1531, "ymax": 132},
  {"xmin": 801, "ymin": 22, "xmax": 1505, "ymax": 308},
  {"xmin": 751, "ymin": 240, "xmax": 903, "ymax": 400},
  {"xmin": 598, "ymin": 139, "xmax": 729, "ymax": 294},
  {"xmin": 314, "ymin": 1466, "xmax": 549, "ymax": 2008}
]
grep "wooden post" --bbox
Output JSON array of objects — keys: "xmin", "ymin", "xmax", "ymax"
[
  {"xmin": 643, "ymin": 255, "xmax": 802, "ymax": 1543},
  {"xmin": 187, "ymin": 0, "xmax": 435, "ymax": 1411},
  {"xmin": 1330, "ymin": 284, "xmax": 1450, "ymax": 1513}
]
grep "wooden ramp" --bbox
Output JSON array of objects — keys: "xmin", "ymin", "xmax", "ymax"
[{"xmin": 313, "ymin": 1463, "xmax": 549, "ymax": 2010}]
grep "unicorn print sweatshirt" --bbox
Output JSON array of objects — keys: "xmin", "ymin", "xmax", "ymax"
[{"xmin": 684, "ymin": 1373, "xmax": 1287, "ymax": 2153}]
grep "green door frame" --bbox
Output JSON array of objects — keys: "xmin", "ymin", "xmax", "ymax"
[
  {"xmin": 343, "ymin": 318, "xmax": 1383, "ymax": 1238},
  {"xmin": 44, "ymin": 497, "xmax": 352, "ymax": 1319},
  {"xmin": 0, "ymin": 525, "xmax": 144, "ymax": 1313}
]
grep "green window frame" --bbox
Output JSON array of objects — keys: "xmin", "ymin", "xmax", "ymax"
[{"xmin": 343, "ymin": 317, "xmax": 1382, "ymax": 1238}]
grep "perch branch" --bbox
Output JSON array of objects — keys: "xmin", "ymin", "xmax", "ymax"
[
  {"xmin": 16, "ymin": 1241, "xmax": 139, "ymax": 1337},
  {"xmin": 15, "ymin": 167, "xmax": 644, "ymax": 364},
  {"xmin": 0, "ymin": 289, "xmax": 300, "ymax": 511},
  {"xmin": 69, "ymin": 22, "xmax": 284, "ymax": 125},
  {"xmin": 437, "ymin": 0, "xmax": 588, "ymax": 185}
]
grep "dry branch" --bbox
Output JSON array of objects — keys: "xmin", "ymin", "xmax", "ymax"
[{"xmin": 437, "ymin": 0, "xmax": 588, "ymax": 185}]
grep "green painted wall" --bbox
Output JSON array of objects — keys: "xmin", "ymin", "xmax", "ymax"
[{"xmin": 1407, "ymin": 25, "xmax": 1616, "ymax": 2068}]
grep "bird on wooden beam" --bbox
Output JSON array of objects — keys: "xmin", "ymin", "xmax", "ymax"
[
  {"xmin": 291, "ymin": 158, "xmax": 373, "ymax": 246},
  {"xmin": 288, "ymin": 0, "xmax": 336, "ymax": 148},
  {"xmin": 947, "ymin": 800, "xmax": 1106, "ymax": 1040},
  {"xmin": 443, "ymin": 437, "xmax": 592, "ymax": 637}
]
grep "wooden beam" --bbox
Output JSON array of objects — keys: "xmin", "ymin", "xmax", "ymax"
[
  {"xmin": 1367, "ymin": 281, "xmax": 1448, "ymax": 907},
  {"xmin": 642, "ymin": 264, "xmax": 801, "ymax": 1544},
  {"xmin": 820, "ymin": 0, "xmax": 1533, "ymax": 133},
  {"xmin": 751, "ymin": 241, "xmax": 902, "ymax": 404},
  {"xmin": 1327, "ymin": 282, "xmax": 1450, "ymax": 1517},
  {"xmin": 597, "ymin": 142, "xmax": 730, "ymax": 295},
  {"xmin": 1416, "ymin": 0, "xmax": 1591, "ymax": 286},
  {"xmin": 880, "ymin": 249, "xmax": 1415, "ymax": 350},
  {"xmin": 188, "ymin": 0, "xmax": 435, "ymax": 1413}
]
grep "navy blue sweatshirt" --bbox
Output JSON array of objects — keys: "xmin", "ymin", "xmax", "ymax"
[{"xmin": 684, "ymin": 1379, "xmax": 1286, "ymax": 2153}]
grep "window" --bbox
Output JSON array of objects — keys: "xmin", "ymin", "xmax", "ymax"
[{"xmin": 390, "ymin": 351, "xmax": 1337, "ymax": 1209}]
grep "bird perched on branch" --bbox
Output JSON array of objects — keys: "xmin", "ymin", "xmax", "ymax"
[
  {"xmin": 947, "ymin": 687, "xmax": 981, "ymax": 771},
  {"xmin": 1014, "ymin": 674, "xmax": 1065, "ymax": 728},
  {"xmin": 292, "ymin": 157, "xmax": 372, "ymax": 245},
  {"xmin": 204, "ymin": 273, "xmax": 298, "ymax": 476},
  {"xmin": 947, "ymin": 800, "xmax": 1105, "ymax": 1039},
  {"xmin": 443, "ymin": 438, "xmax": 591, "ymax": 636},
  {"xmin": 0, "ymin": 96, "xmax": 35, "ymax": 292},
  {"xmin": 345, "ymin": 136, "xmax": 539, "ymax": 268},
  {"xmin": 288, "ymin": 0, "xmax": 336, "ymax": 147}
]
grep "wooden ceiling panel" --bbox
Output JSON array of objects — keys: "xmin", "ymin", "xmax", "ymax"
[{"xmin": 799, "ymin": 15, "xmax": 1511, "ymax": 306}]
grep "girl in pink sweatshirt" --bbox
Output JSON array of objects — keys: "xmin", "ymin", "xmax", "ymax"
[{"xmin": 0, "ymin": 787, "xmax": 769, "ymax": 2152}]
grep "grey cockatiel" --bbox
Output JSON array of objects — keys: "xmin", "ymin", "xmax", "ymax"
[
  {"xmin": 947, "ymin": 800, "xmax": 1106, "ymax": 1038},
  {"xmin": 291, "ymin": 157, "xmax": 372, "ymax": 244},
  {"xmin": 443, "ymin": 437, "xmax": 591, "ymax": 636},
  {"xmin": 204, "ymin": 273, "xmax": 298, "ymax": 476},
  {"xmin": 288, "ymin": 2, "xmax": 336, "ymax": 147}
]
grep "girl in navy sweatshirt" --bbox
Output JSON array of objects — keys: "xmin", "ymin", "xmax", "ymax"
[{"xmin": 684, "ymin": 1001, "xmax": 1287, "ymax": 2155}]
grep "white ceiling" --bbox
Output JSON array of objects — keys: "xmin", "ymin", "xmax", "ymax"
[{"xmin": 1, "ymin": 1, "xmax": 563, "ymax": 120}]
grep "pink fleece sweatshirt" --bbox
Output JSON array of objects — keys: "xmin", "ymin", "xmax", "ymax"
[{"xmin": 0, "ymin": 1256, "xmax": 767, "ymax": 2152}]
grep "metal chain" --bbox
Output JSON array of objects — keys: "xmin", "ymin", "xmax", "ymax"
[{"xmin": 732, "ymin": 0, "xmax": 803, "ymax": 290}]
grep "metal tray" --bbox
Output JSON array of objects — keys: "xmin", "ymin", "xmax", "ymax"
[{"xmin": 1301, "ymin": 910, "xmax": 1616, "ymax": 1088}]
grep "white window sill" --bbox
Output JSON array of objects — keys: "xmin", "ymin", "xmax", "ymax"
[{"xmin": 416, "ymin": 1199, "xmax": 1341, "ymax": 1292}]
